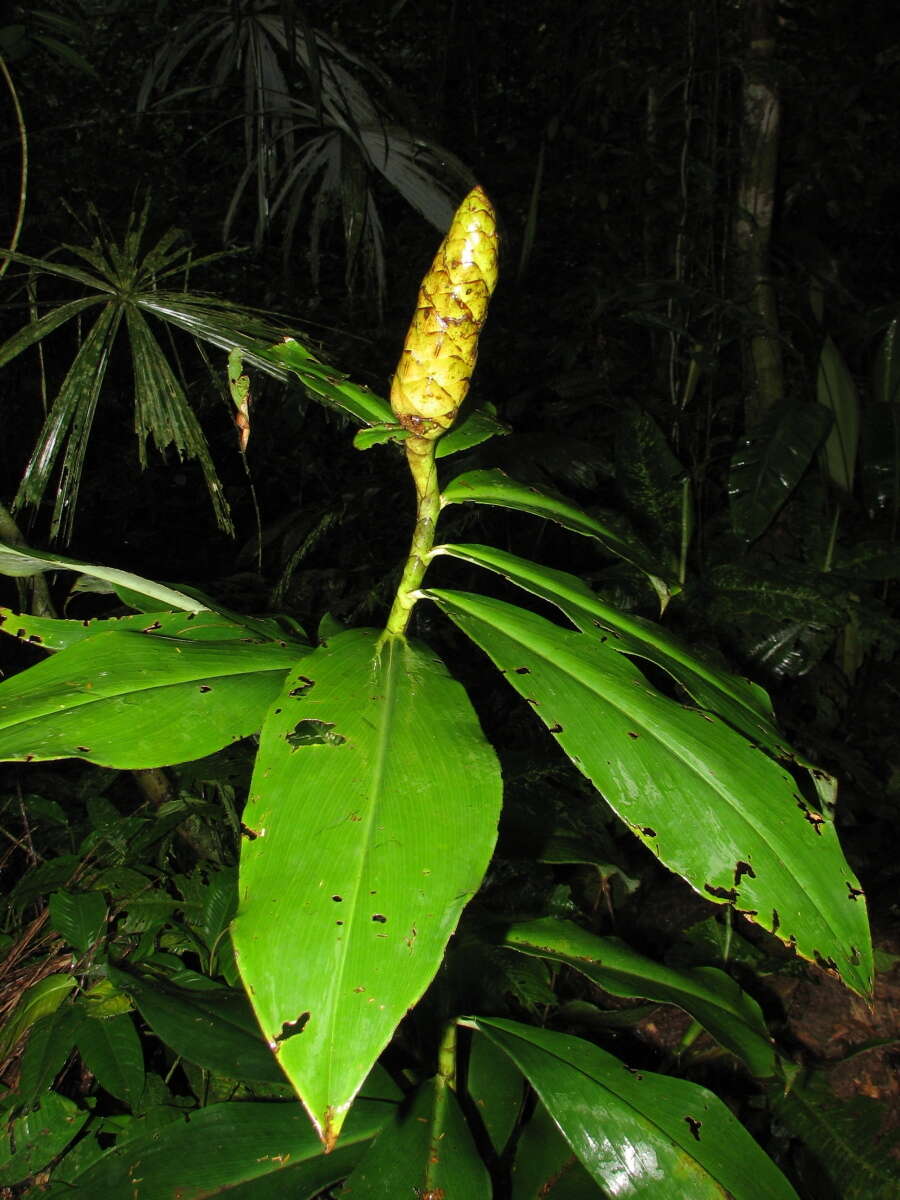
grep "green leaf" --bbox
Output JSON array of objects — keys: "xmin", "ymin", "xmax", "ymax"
[
  {"xmin": 232, "ymin": 629, "xmax": 502, "ymax": 1147},
  {"xmin": 729, "ymin": 404, "xmax": 833, "ymax": 543},
  {"xmin": 125, "ymin": 306, "xmax": 233, "ymax": 534},
  {"xmin": 467, "ymin": 1031, "xmax": 524, "ymax": 1154},
  {"xmin": 504, "ymin": 918, "xmax": 776, "ymax": 1078},
  {"xmin": 511, "ymin": 1099, "xmax": 602, "ymax": 1198},
  {"xmin": 0, "ymin": 540, "xmax": 206, "ymax": 612},
  {"xmin": 353, "ymin": 422, "xmax": 409, "ymax": 451},
  {"xmin": 76, "ymin": 1013, "xmax": 145, "ymax": 1108},
  {"xmin": 470, "ymin": 1018, "xmax": 798, "ymax": 1200},
  {"xmin": 15, "ymin": 304, "xmax": 122, "ymax": 543},
  {"xmin": 0, "ymin": 606, "xmax": 297, "ymax": 654},
  {"xmin": 436, "ymin": 403, "xmax": 510, "ymax": 458},
  {"xmin": 44, "ymin": 1098, "xmax": 390, "ymax": 1196},
  {"xmin": 48, "ymin": 890, "xmax": 107, "ymax": 953},
  {"xmin": 615, "ymin": 406, "xmax": 690, "ymax": 559},
  {"xmin": 258, "ymin": 337, "xmax": 393, "ymax": 425},
  {"xmin": 112, "ymin": 967, "xmax": 284, "ymax": 1084},
  {"xmin": 340, "ymin": 1074, "xmax": 491, "ymax": 1198},
  {"xmin": 428, "ymin": 590, "xmax": 872, "ymax": 996},
  {"xmin": 441, "ymin": 469, "xmax": 676, "ymax": 600},
  {"xmin": 431, "ymin": 543, "xmax": 788, "ymax": 759},
  {"xmin": 17, "ymin": 1005, "xmax": 87, "ymax": 1110},
  {"xmin": 0, "ymin": 974, "xmax": 75, "ymax": 1060},
  {"xmin": 0, "ymin": 295, "xmax": 106, "ymax": 367},
  {"xmin": 0, "ymin": 631, "xmax": 300, "ymax": 768},
  {"xmin": 0, "ymin": 1092, "xmax": 88, "ymax": 1187},
  {"xmin": 772, "ymin": 1070, "xmax": 900, "ymax": 1200},
  {"xmin": 817, "ymin": 336, "xmax": 859, "ymax": 495}
]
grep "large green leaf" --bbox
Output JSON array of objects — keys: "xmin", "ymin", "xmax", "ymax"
[
  {"xmin": 440, "ymin": 469, "xmax": 676, "ymax": 600},
  {"xmin": 0, "ymin": 1092, "xmax": 88, "ymax": 1188},
  {"xmin": 0, "ymin": 631, "xmax": 300, "ymax": 768},
  {"xmin": 231, "ymin": 629, "xmax": 502, "ymax": 1148},
  {"xmin": 729, "ymin": 403, "xmax": 833, "ymax": 543},
  {"xmin": 44, "ymin": 1098, "xmax": 390, "ymax": 1197},
  {"xmin": 467, "ymin": 1030, "xmax": 524, "ymax": 1155},
  {"xmin": 510, "ymin": 1097, "xmax": 601, "ymax": 1198},
  {"xmin": 469, "ymin": 1018, "xmax": 798, "ymax": 1200},
  {"xmin": 75, "ymin": 1014, "xmax": 145, "ymax": 1109},
  {"xmin": 0, "ymin": 606, "xmax": 296, "ymax": 654},
  {"xmin": 17, "ymin": 1005, "xmax": 87, "ymax": 1110},
  {"xmin": 504, "ymin": 918, "xmax": 776, "ymax": 1077},
  {"xmin": 111, "ymin": 968, "xmax": 284, "ymax": 1084},
  {"xmin": 0, "ymin": 540, "xmax": 205, "ymax": 612},
  {"xmin": 428, "ymin": 590, "xmax": 872, "ymax": 995},
  {"xmin": 48, "ymin": 889, "xmax": 106, "ymax": 953},
  {"xmin": 431, "ymin": 543, "xmax": 788, "ymax": 759},
  {"xmin": 340, "ymin": 1074, "xmax": 491, "ymax": 1198}
]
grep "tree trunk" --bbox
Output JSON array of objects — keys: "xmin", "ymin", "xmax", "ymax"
[{"xmin": 734, "ymin": 0, "xmax": 783, "ymax": 428}]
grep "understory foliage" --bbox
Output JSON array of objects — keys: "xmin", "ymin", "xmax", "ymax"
[{"xmin": 1, "ymin": 2, "xmax": 898, "ymax": 1198}]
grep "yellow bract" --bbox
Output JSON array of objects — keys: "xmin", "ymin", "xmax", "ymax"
[{"xmin": 390, "ymin": 185, "xmax": 499, "ymax": 440}]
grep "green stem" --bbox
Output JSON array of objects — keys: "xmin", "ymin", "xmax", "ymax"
[
  {"xmin": 424, "ymin": 1021, "xmax": 458, "ymax": 1196},
  {"xmin": 436, "ymin": 1018, "xmax": 458, "ymax": 1090},
  {"xmin": 382, "ymin": 435, "xmax": 441, "ymax": 639}
]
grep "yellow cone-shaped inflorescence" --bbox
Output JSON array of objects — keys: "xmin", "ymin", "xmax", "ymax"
[{"xmin": 390, "ymin": 185, "xmax": 499, "ymax": 440}]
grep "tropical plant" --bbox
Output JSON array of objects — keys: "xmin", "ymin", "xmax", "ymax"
[
  {"xmin": 0, "ymin": 188, "xmax": 873, "ymax": 1196},
  {"xmin": 137, "ymin": 0, "xmax": 473, "ymax": 300},
  {"xmin": 0, "ymin": 199, "xmax": 397, "ymax": 544}
]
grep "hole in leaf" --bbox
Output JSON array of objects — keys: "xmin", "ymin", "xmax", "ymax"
[
  {"xmin": 734, "ymin": 860, "xmax": 756, "ymax": 885},
  {"xmin": 142, "ymin": 621, "xmax": 162, "ymax": 632},
  {"xmin": 372, "ymin": 914, "xmax": 387, "ymax": 923},
  {"xmin": 627, "ymin": 731, "xmax": 639, "ymax": 739},
  {"xmin": 514, "ymin": 666, "xmax": 530, "ymax": 675},
  {"xmin": 289, "ymin": 676, "xmax": 315, "ymax": 698},
  {"xmin": 274, "ymin": 1012, "xmax": 310, "ymax": 1043},
  {"xmin": 846, "ymin": 883, "xmax": 864, "ymax": 901},
  {"xmin": 684, "ymin": 1116, "xmax": 702, "ymax": 1141},
  {"xmin": 199, "ymin": 685, "xmax": 212, "ymax": 693},
  {"xmin": 548, "ymin": 722, "xmax": 563, "ymax": 734},
  {"xmin": 76, "ymin": 746, "xmax": 91, "ymax": 753},
  {"xmin": 705, "ymin": 883, "xmax": 738, "ymax": 902},
  {"xmin": 332, "ymin": 895, "xmax": 343, "ymax": 902},
  {"xmin": 286, "ymin": 720, "xmax": 346, "ymax": 749}
]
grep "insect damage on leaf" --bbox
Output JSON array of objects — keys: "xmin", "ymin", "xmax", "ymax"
[
  {"xmin": 285, "ymin": 720, "xmax": 346, "ymax": 748},
  {"xmin": 273, "ymin": 1012, "xmax": 310, "ymax": 1045}
]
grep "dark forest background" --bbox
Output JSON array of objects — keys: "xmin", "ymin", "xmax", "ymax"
[{"xmin": 1, "ymin": 1, "xmax": 899, "ymax": 1196}]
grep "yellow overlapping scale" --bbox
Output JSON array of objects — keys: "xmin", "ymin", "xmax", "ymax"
[{"xmin": 390, "ymin": 186, "xmax": 499, "ymax": 439}]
